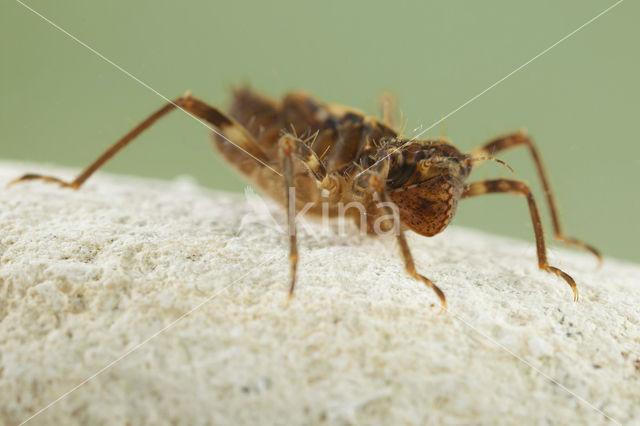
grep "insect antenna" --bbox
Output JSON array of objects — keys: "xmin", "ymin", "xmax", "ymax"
[{"xmin": 467, "ymin": 156, "xmax": 515, "ymax": 173}]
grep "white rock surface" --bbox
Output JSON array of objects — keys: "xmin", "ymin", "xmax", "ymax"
[{"xmin": 0, "ymin": 161, "xmax": 638, "ymax": 425}]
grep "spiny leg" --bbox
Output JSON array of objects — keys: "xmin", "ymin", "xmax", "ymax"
[
  {"xmin": 396, "ymin": 227, "xmax": 447, "ymax": 308},
  {"xmin": 471, "ymin": 131, "xmax": 601, "ymax": 264},
  {"xmin": 358, "ymin": 169, "xmax": 447, "ymax": 308},
  {"xmin": 463, "ymin": 179, "xmax": 579, "ymax": 301},
  {"xmin": 6, "ymin": 93, "xmax": 269, "ymax": 189},
  {"xmin": 277, "ymin": 133, "xmax": 327, "ymax": 300}
]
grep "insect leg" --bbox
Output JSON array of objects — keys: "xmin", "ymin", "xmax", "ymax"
[
  {"xmin": 357, "ymin": 168, "xmax": 446, "ymax": 307},
  {"xmin": 276, "ymin": 133, "xmax": 327, "ymax": 300},
  {"xmin": 396, "ymin": 226, "xmax": 447, "ymax": 308},
  {"xmin": 7, "ymin": 93, "xmax": 269, "ymax": 189},
  {"xmin": 471, "ymin": 131, "xmax": 601, "ymax": 264},
  {"xmin": 463, "ymin": 178, "xmax": 579, "ymax": 301}
]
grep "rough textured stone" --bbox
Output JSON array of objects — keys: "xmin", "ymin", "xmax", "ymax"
[{"xmin": 0, "ymin": 161, "xmax": 638, "ymax": 425}]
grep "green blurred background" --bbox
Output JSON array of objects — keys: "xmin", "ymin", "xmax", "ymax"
[{"xmin": 1, "ymin": 1, "xmax": 638, "ymax": 262}]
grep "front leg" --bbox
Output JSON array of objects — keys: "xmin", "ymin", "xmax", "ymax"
[
  {"xmin": 395, "ymin": 225, "xmax": 447, "ymax": 308},
  {"xmin": 356, "ymin": 168, "xmax": 447, "ymax": 308},
  {"xmin": 471, "ymin": 131, "xmax": 601, "ymax": 264},
  {"xmin": 463, "ymin": 178, "xmax": 579, "ymax": 301}
]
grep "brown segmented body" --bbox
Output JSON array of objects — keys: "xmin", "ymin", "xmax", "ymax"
[
  {"xmin": 8, "ymin": 86, "xmax": 601, "ymax": 306},
  {"xmin": 215, "ymin": 87, "xmax": 470, "ymax": 236}
]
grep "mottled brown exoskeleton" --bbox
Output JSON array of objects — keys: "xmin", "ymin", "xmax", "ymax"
[{"xmin": 8, "ymin": 87, "xmax": 601, "ymax": 307}]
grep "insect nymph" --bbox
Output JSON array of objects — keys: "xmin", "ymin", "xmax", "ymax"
[{"xmin": 8, "ymin": 87, "xmax": 600, "ymax": 307}]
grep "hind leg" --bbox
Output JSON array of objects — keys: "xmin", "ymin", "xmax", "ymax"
[{"xmin": 7, "ymin": 93, "xmax": 272, "ymax": 189}]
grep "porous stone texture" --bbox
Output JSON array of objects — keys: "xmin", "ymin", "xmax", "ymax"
[{"xmin": 0, "ymin": 161, "xmax": 638, "ymax": 425}]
